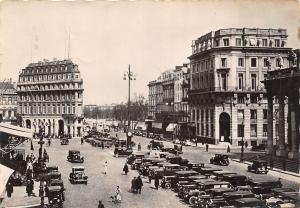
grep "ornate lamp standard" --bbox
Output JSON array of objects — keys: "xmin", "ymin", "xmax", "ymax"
[
  {"xmin": 123, "ymin": 64, "xmax": 136, "ymax": 149},
  {"xmin": 37, "ymin": 125, "xmax": 46, "ymax": 207},
  {"xmin": 240, "ymin": 121, "xmax": 245, "ymax": 162}
]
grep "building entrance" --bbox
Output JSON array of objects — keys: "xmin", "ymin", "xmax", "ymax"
[
  {"xmin": 58, "ymin": 120, "xmax": 64, "ymax": 136},
  {"xmin": 219, "ymin": 112, "xmax": 231, "ymax": 143}
]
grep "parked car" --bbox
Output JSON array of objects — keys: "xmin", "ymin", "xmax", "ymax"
[
  {"xmin": 67, "ymin": 150, "xmax": 84, "ymax": 163},
  {"xmin": 114, "ymin": 147, "xmax": 133, "ymax": 157},
  {"xmin": 231, "ymin": 197, "xmax": 267, "ymax": 207},
  {"xmin": 210, "ymin": 154, "xmax": 230, "ymax": 166},
  {"xmin": 69, "ymin": 166, "xmax": 88, "ymax": 184},
  {"xmin": 247, "ymin": 160, "xmax": 268, "ymax": 174},
  {"xmin": 148, "ymin": 140, "xmax": 164, "ymax": 150},
  {"xmin": 48, "ymin": 186, "xmax": 64, "ymax": 208},
  {"xmin": 222, "ymin": 174, "xmax": 248, "ymax": 187}
]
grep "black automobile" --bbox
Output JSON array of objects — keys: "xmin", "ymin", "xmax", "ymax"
[
  {"xmin": 247, "ymin": 160, "xmax": 268, "ymax": 174},
  {"xmin": 67, "ymin": 150, "xmax": 84, "ymax": 163},
  {"xmin": 60, "ymin": 138, "xmax": 69, "ymax": 145},
  {"xmin": 48, "ymin": 186, "xmax": 64, "ymax": 208},
  {"xmin": 222, "ymin": 174, "xmax": 248, "ymax": 187},
  {"xmin": 210, "ymin": 154, "xmax": 230, "ymax": 166},
  {"xmin": 148, "ymin": 140, "xmax": 164, "ymax": 150},
  {"xmin": 114, "ymin": 147, "xmax": 133, "ymax": 157},
  {"xmin": 166, "ymin": 156, "xmax": 189, "ymax": 166},
  {"xmin": 231, "ymin": 197, "xmax": 267, "ymax": 207}
]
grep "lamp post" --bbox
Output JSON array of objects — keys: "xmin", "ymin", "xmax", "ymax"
[
  {"xmin": 38, "ymin": 125, "xmax": 45, "ymax": 207},
  {"xmin": 123, "ymin": 64, "xmax": 136, "ymax": 148},
  {"xmin": 240, "ymin": 122, "xmax": 245, "ymax": 162}
]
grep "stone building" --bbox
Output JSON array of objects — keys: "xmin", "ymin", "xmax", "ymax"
[
  {"xmin": 17, "ymin": 59, "xmax": 84, "ymax": 137},
  {"xmin": 188, "ymin": 28, "xmax": 290, "ymax": 145},
  {"xmin": 147, "ymin": 80, "xmax": 157, "ymax": 119},
  {"xmin": 0, "ymin": 80, "xmax": 17, "ymax": 123},
  {"xmin": 264, "ymin": 49, "xmax": 300, "ymax": 159}
]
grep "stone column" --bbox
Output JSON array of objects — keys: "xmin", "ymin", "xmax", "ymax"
[
  {"xmin": 54, "ymin": 120, "xmax": 59, "ymax": 136},
  {"xmin": 276, "ymin": 95, "xmax": 287, "ymax": 157},
  {"xmin": 288, "ymin": 90, "xmax": 299, "ymax": 159},
  {"xmin": 266, "ymin": 95, "xmax": 274, "ymax": 154}
]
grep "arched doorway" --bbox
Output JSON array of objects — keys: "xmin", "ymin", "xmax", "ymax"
[
  {"xmin": 219, "ymin": 112, "xmax": 231, "ymax": 143},
  {"xmin": 25, "ymin": 119, "xmax": 31, "ymax": 129},
  {"xmin": 58, "ymin": 120, "xmax": 64, "ymax": 136}
]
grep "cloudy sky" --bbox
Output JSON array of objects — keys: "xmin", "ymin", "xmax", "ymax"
[{"xmin": 0, "ymin": 0, "xmax": 299, "ymax": 105}]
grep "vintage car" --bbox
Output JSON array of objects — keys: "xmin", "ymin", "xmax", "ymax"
[
  {"xmin": 60, "ymin": 138, "xmax": 69, "ymax": 145},
  {"xmin": 178, "ymin": 184, "xmax": 198, "ymax": 199},
  {"xmin": 191, "ymin": 163, "xmax": 212, "ymax": 173},
  {"xmin": 223, "ymin": 191, "xmax": 255, "ymax": 202},
  {"xmin": 206, "ymin": 187, "xmax": 235, "ymax": 198},
  {"xmin": 231, "ymin": 197, "xmax": 267, "ymax": 207},
  {"xmin": 210, "ymin": 154, "xmax": 230, "ymax": 166},
  {"xmin": 161, "ymin": 175, "xmax": 178, "ymax": 189},
  {"xmin": 247, "ymin": 160, "xmax": 268, "ymax": 174},
  {"xmin": 127, "ymin": 152, "xmax": 148, "ymax": 165},
  {"xmin": 69, "ymin": 166, "xmax": 88, "ymax": 184},
  {"xmin": 148, "ymin": 140, "xmax": 164, "ymax": 150},
  {"xmin": 166, "ymin": 155, "xmax": 189, "ymax": 166},
  {"xmin": 161, "ymin": 170, "xmax": 199, "ymax": 189},
  {"xmin": 67, "ymin": 150, "xmax": 84, "ymax": 163},
  {"xmin": 114, "ymin": 147, "xmax": 133, "ymax": 157},
  {"xmin": 212, "ymin": 170, "xmax": 237, "ymax": 180},
  {"xmin": 48, "ymin": 179, "xmax": 65, "ymax": 199},
  {"xmin": 222, "ymin": 174, "xmax": 248, "ymax": 187},
  {"xmin": 46, "ymin": 171, "xmax": 62, "ymax": 184},
  {"xmin": 48, "ymin": 186, "xmax": 64, "ymax": 208},
  {"xmin": 99, "ymin": 138, "xmax": 114, "ymax": 148},
  {"xmin": 46, "ymin": 166, "xmax": 59, "ymax": 173},
  {"xmin": 248, "ymin": 177, "xmax": 282, "ymax": 199},
  {"xmin": 199, "ymin": 167, "xmax": 222, "ymax": 175},
  {"xmin": 186, "ymin": 162, "xmax": 203, "ymax": 171}
]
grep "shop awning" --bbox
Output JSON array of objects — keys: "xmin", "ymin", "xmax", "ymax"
[
  {"xmin": 152, "ymin": 122, "xmax": 162, "ymax": 129},
  {"xmin": 0, "ymin": 164, "xmax": 14, "ymax": 197},
  {"xmin": 166, "ymin": 123, "xmax": 177, "ymax": 132},
  {"xmin": 0, "ymin": 123, "xmax": 34, "ymax": 139}
]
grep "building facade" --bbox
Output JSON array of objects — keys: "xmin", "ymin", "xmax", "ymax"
[
  {"xmin": 147, "ymin": 80, "xmax": 157, "ymax": 119},
  {"xmin": 264, "ymin": 49, "xmax": 300, "ymax": 159},
  {"xmin": 17, "ymin": 59, "xmax": 84, "ymax": 137},
  {"xmin": 0, "ymin": 80, "xmax": 17, "ymax": 123},
  {"xmin": 188, "ymin": 28, "xmax": 290, "ymax": 146}
]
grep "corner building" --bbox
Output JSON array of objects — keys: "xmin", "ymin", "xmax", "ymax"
[
  {"xmin": 188, "ymin": 28, "xmax": 290, "ymax": 146},
  {"xmin": 17, "ymin": 59, "xmax": 84, "ymax": 137}
]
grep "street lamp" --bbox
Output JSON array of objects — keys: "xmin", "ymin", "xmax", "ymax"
[
  {"xmin": 240, "ymin": 122, "xmax": 245, "ymax": 162},
  {"xmin": 37, "ymin": 125, "xmax": 46, "ymax": 207},
  {"xmin": 123, "ymin": 64, "xmax": 136, "ymax": 149}
]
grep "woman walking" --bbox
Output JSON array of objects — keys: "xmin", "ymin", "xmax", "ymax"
[{"xmin": 123, "ymin": 163, "xmax": 129, "ymax": 175}]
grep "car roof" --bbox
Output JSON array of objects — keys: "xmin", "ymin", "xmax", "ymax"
[
  {"xmin": 234, "ymin": 197, "xmax": 262, "ymax": 203},
  {"xmin": 73, "ymin": 166, "xmax": 85, "ymax": 169},
  {"xmin": 48, "ymin": 186, "xmax": 61, "ymax": 191},
  {"xmin": 163, "ymin": 164, "xmax": 180, "ymax": 167},
  {"xmin": 213, "ymin": 170, "xmax": 237, "ymax": 175},
  {"xmin": 175, "ymin": 170, "xmax": 198, "ymax": 175},
  {"xmin": 223, "ymin": 191, "xmax": 254, "ymax": 196},
  {"xmin": 223, "ymin": 174, "xmax": 246, "ymax": 178},
  {"xmin": 69, "ymin": 150, "xmax": 80, "ymax": 153}
]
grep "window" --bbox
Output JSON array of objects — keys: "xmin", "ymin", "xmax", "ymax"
[
  {"xmin": 263, "ymin": 124, "xmax": 268, "ymax": 136},
  {"xmin": 223, "ymin": 39, "xmax": 229, "ymax": 46},
  {"xmin": 262, "ymin": 39, "xmax": 268, "ymax": 46},
  {"xmin": 251, "ymin": 74, "xmax": 257, "ymax": 90},
  {"xmin": 215, "ymin": 40, "xmax": 220, "ymax": 47},
  {"xmin": 221, "ymin": 74, "xmax": 227, "ymax": 90},
  {"xmin": 221, "ymin": 58, "xmax": 227, "ymax": 67},
  {"xmin": 238, "ymin": 95, "xmax": 245, "ymax": 104},
  {"xmin": 238, "ymin": 58, "xmax": 244, "ymax": 67},
  {"xmin": 250, "ymin": 110, "xmax": 257, "ymax": 119},
  {"xmin": 263, "ymin": 58, "xmax": 268, "ymax": 67},
  {"xmin": 250, "ymin": 124, "xmax": 257, "ymax": 137},
  {"xmin": 196, "ymin": 110, "xmax": 199, "ymax": 121},
  {"xmin": 238, "ymin": 73, "xmax": 244, "ymax": 90},
  {"xmin": 238, "ymin": 124, "xmax": 244, "ymax": 137},
  {"xmin": 276, "ymin": 58, "xmax": 281, "ymax": 67},
  {"xmin": 250, "ymin": 58, "xmax": 257, "ymax": 67},
  {"xmin": 237, "ymin": 110, "xmax": 244, "ymax": 120},
  {"xmin": 200, "ymin": 110, "xmax": 204, "ymax": 122},
  {"xmin": 263, "ymin": 73, "xmax": 268, "ymax": 80},
  {"xmin": 196, "ymin": 63, "xmax": 199, "ymax": 73},
  {"xmin": 236, "ymin": 38, "xmax": 242, "ymax": 46},
  {"xmin": 250, "ymin": 95, "xmax": 257, "ymax": 103},
  {"xmin": 263, "ymin": 109, "xmax": 268, "ymax": 119},
  {"xmin": 201, "ymin": 123, "xmax": 204, "ymax": 135},
  {"xmin": 206, "ymin": 124, "xmax": 209, "ymax": 136},
  {"xmin": 211, "ymin": 124, "xmax": 214, "ymax": 137},
  {"xmin": 275, "ymin": 39, "xmax": 280, "ymax": 47}
]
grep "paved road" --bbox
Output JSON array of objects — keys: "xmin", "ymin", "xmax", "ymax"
[{"xmin": 20, "ymin": 132, "xmax": 299, "ymax": 208}]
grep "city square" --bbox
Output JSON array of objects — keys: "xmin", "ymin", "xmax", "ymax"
[{"xmin": 0, "ymin": 1, "xmax": 300, "ymax": 208}]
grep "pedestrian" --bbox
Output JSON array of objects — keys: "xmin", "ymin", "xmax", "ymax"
[
  {"xmin": 115, "ymin": 186, "xmax": 121, "ymax": 202},
  {"xmin": 123, "ymin": 163, "xmax": 129, "ymax": 175},
  {"xmin": 26, "ymin": 154, "xmax": 30, "ymax": 163},
  {"xmin": 26, "ymin": 179, "xmax": 33, "ymax": 196},
  {"xmin": 103, "ymin": 161, "xmax": 108, "ymax": 175},
  {"xmin": 138, "ymin": 143, "xmax": 141, "ymax": 151},
  {"xmin": 206, "ymin": 143, "xmax": 209, "ymax": 152},
  {"xmin": 81, "ymin": 137, "xmax": 84, "ymax": 144},
  {"xmin": 98, "ymin": 200, "xmax": 105, "ymax": 208},
  {"xmin": 227, "ymin": 145, "xmax": 230, "ymax": 153},
  {"xmin": 131, "ymin": 177, "xmax": 136, "ymax": 193},
  {"xmin": 154, "ymin": 174, "xmax": 159, "ymax": 189},
  {"xmin": 195, "ymin": 138, "xmax": 198, "ymax": 147},
  {"xmin": 136, "ymin": 176, "xmax": 143, "ymax": 194},
  {"xmin": 245, "ymin": 141, "xmax": 248, "ymax": 149},
  {"xmin": 101, "ymin": 141, "xmax": 104, "ymax": 149},
  {"xmin": 148, "ymin": 171, "xmax": 152, "ymax": 184},
  {"xmin": 6, "ymin": 181, "xmax": 13, "ymax": 197}
]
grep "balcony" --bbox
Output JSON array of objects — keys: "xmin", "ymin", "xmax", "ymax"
[{"xmin": 188, "ymin": 86, "xmax": 266, "ymax": 95}]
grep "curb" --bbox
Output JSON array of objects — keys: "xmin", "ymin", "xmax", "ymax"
[{"xmin": 231, "ymin": 159, "xmax": 300, "ymax": 178}]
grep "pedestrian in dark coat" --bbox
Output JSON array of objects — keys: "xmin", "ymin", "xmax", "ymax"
[
  {"xmin": 98, "ymin": 200, "xmax": 105, "ymax": 208},
  {"xmin": 154, "ymin": 175, "xmax": 159, "ymax": 189},
  {"xmin": 6, "ymin": 182, "xmax": 13, "ymax": 197},
  {"xmin": 138, "ymin": 143, "xmax": 141, "ymax": 151},
  {"xmin": 131, "ymin": 177, "xmax": 136, "ymax": 193},
  {"xmin": 245, "ymin": 141, "xmax": 248, "ymax": 149},
  {"xmin": 136, "ymin": 176, "xmax": 143, "ymax": 194},
  {"xmin": 123, "ymin": 163, "xmax": 129, "ymax": 175},
  {"xmin": 26, "ymin": 179, "xmax": 34, "ymax": 196},
  {"xmin": 227, "ymin": 145, "xmax": 230, "ymax": 153},
  {"xmin": 148, "ymin": 171, "xmax": 152, "ymax": 183},
  {"xmin": 206, "ymin": 143, "xmax": 209, "ymax": 152}
]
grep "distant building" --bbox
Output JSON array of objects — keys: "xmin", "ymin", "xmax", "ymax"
[
  {"xmin": 17, "ymin": 59, "xmax": 84, "ymax": 137},
  {"xmin": 0, "ymin": 79, "xmax": 17, "ymax": 124},
  {"xmin": 188, "ymin": 28, "xmax": 290, "ymax": 145}
]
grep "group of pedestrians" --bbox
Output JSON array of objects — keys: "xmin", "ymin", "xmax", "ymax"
[{"xmin": 131, "ymin": 175, "xmax": 143, "ymax": 194}]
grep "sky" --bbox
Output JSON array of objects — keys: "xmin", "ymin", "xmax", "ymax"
[{"xmin": 0, "ymin": 0, "xmax": 299, "ymax": 105}]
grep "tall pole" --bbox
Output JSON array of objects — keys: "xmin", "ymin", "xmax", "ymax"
[{"xmin": 128, "ymin": 64, "xmax": 131, "ymax": 133}]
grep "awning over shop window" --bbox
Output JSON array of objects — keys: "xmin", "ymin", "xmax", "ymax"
[
  {"xmin": 152, "ymin": 122, "xmax": 162, "ymax": 129},
  {"xmin": 0, "ymin": 164, "xmax": 14, "ymax": 196},
  {"xmin": 0, "ymin": 123, "xmax": 34, "ymax": 139},
  {"xmin": 166, "ymin": 123, "xmax": 177, "ymax": 132}
]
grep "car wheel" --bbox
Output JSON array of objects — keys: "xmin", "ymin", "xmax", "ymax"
[
  {"xmin": 189, "ymin": 196, "xmax": 197, "ymax": 205},
  {"xmin": 165, "ymin": 183, "xmax": 171, "ymax": 189}
]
